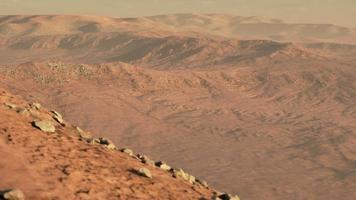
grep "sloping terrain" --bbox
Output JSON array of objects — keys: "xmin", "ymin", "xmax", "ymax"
[
  {"xmin": 1, "ymin": 14, "xmax": 355, "ymax": 78},
  {"xmin": 0, "ymin": 87, "xmax": 225, "ymax": 200},
  {"xmin": 0, "ymin": 28, "xmax": 330, "ymax": 69},
  {"xmin": 1, "ymin": 14, "xmax": 356, "ymax": 200},
  {"xmin": 1, "ymin": 61, "xmax": 356, "ymax": 200},
  {"xmin": 0, "ymin": 14, "xmax": 354, "ymax": 69}
]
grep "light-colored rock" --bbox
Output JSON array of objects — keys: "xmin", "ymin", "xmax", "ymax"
[
  {"xmin": 4, "ymin": 102, "xmax": 17, "ymax": 109},
  {"xmin": 53, "ymin": 115, "xmax": 64, "ymax": 124},
  {"xmin": 137, "ymin": 154, "xmax": 155, "ymax": 167},
  {"xmin": 32, "ymin": 120, "xmax": 56, "ymax": 133},
  {"xmin": 196, "ymin": 179, "xmax": 209, "ymax": 188},
  {"xmin": 137, "ymin": 168, "xmax": 152, "ymax": 179},
  {"xmin": 93, "ymin": 138, "xmax": 101, "ymax": 144},
  {"xmin": 106, "ymin": 143, "xmax": 117, "ymax": 150},
  {"xmin": 173, "ymin": 168, "xmax": 195, "ymax": 184},
  {"xmin": 155, "ymin": 161, "xmax": 171, "ymax": 171},
  {"xmin": 98, "ymin": 138, "xmax": 116, "ymax": 150},
  {"xmin": 2, "ymin": 189, "xmax": 25, "ymax": 200},
  {"xmin": 76, "ymin": 127, "xmax": 93, "ymax": 142},
  {"xmin": 121, "ymin": 148, "xmax": 134, "ymax": 156},
  {"xmin": 51, "ymin": 110, "xmax": 62, "ymax": 119},
  {"xmin": 51, "ymin": 110, "xmax": 64, "ymax": 124}
]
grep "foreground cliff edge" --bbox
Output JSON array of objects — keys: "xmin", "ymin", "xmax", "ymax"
[{"xmin": 0, "ymin": 88, "xmax": 239, "ymax": 200}]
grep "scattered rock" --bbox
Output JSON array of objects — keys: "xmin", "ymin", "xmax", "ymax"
[
  {"xmin": 136, "ymin": 168, "xmax": 152, "ymax": 179},
  {"xmin": 173, "ymin": 168, "xmax": 195, "ymax": 184},
  {"xmin": 121, "ymin": 148, "xmax": 134, "ymax": 156},
  {"xmin": 98, "ymin": 138, "xmax": 116, "ymax": 150},
  {"xmin": 93, "ymin": 138, "xmax": 101, "ymax": 144},
  {"xmin": 51, "ymin": 110, "xmax": 64, "ymax": 124},
  {"xmin": 98, "ymin": 137, "xmax": 112, "ymax": 145},
  {"xmin": 51, "ymin": 110, "xmax": 62, "ymax": 118},
  {"xmin": 0, "ymin": 189, "xmax": 25, "ymax": 200},
  {"xmin": 155, "ymin": 161, "xmax": 171, "ymax": 171},
  {"xmin": 30, "ymin": 102, "xmax": 41, "ymax": 110},
  {"xmin": 76, "ymin": 127, "xmax": 93, "ymax": 142},
  {"xmin": 137, "ymin": 154, "xmax": 155, "ymax": 167},
  {"xmin": 4, "ymin": 103, "xmax": 17, "ymax": 109},
  {"xmin": 53, "ymin": 115, "xmax": 64, "ymax": 124},
  {"xmin": 218, "ymin": 193, "xmax": 240, "ymax": 200},
  {"xmin": 106, "ymin": 143, "xmax": 117, "ymax": 150},
  {"xmin": 32, "ymin": 120, "xmax": 56, "ymax": 133}
]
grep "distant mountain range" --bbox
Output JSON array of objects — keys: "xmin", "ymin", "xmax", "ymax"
[{"xmin": 1, "ymin": 14, "xmax": 356, "ymax": 44}]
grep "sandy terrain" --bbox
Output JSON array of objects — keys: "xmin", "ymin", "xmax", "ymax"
[{"xmin": 1, "ymin": 14, "xmax": 356, "ymax": 200}]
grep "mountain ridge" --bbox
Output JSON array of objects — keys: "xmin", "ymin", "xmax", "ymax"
[{"xmin": 1, "ymin": 14, "xmax": 355, "ymax": 44}]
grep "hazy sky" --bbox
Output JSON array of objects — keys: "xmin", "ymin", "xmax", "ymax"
[{"xmin": 1, "ymin": 0, "xmax": 355, "ymax": 27}]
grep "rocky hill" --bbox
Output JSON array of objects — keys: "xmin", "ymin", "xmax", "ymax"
[
  {"xmin": 1, "ymin": 60, "xmax": 356, "ymax": 200},
  {"xmin": 1, "ymin": 14, "xmax": 356, "ymax": 200},
  {"xmin": 0, "ymin": 87, "xmax": 240, "ymax": 200}
]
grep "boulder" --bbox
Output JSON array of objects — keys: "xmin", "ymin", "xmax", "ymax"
[
  {"xmin": 1, "ymin": 189, "xmax": 25, "ymax": 200},
  {"xmin": 155, "ymin": 161, "xmax": 171, "ymax": 171},
  {"xmin": 32, "ymin": 120, "xmax": 56, "ymax": 133},
  {"xmin": 137, "ymin": 168, "xmax": 152, "ymax": 179}
]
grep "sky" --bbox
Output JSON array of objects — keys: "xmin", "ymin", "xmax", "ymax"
[{"xmin": 0, "ymin": 0, "xmax": 355, "ymax": 27}]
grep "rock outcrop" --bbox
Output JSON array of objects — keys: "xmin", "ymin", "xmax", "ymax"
[
  {"xmin": 0, "ymin": 189, "xmax": 25, "ymax": 200},
  {"xmin": 32, "ymin": 120, "xmax": 56, "ymax": 133},
  {"xmin": 136, "ymin": 168, "xmax": 153, "ymax": 179}
]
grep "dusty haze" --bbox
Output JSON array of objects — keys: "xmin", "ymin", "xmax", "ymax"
[{"xmin": 1, "ymin": 0, "xmax": 356, "ymax": 27}]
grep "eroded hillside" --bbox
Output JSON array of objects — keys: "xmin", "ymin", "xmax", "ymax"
[
  {"xmin": 1, "ymin": 14, "xmax": 356, "ymax": 200},
  {"xmin": 1, "ymin": 61, "xmax": 356, "ymax": 200},
  {"xmin": 0, "ymin": 87, "xmax": 240, "ymax": 200}
]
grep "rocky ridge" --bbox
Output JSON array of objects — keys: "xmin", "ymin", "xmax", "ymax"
[{"xmin": 0, "ymin": 87, "xmax": 239, "ymax": 200}]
